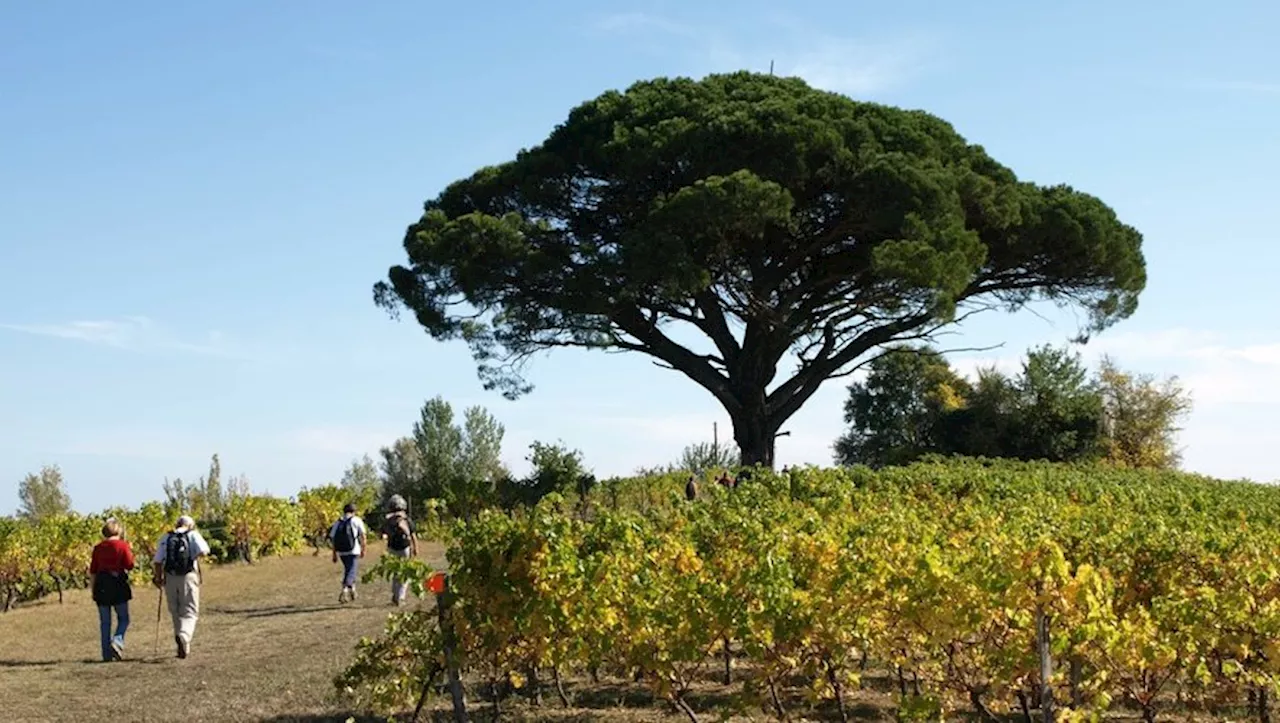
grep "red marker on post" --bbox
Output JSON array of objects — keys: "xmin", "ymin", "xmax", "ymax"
[{"xmin": 426, "ymin": 570, "xmax": 467, "ymax": 723}]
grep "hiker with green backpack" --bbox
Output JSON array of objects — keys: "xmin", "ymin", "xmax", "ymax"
[
  {"xmin": 329, "ymin": 502, "xmax": 367, "ymax": 603},
  {"xmin": 380, "ymin": 494, "xmax": 418, "ymax": 606}
]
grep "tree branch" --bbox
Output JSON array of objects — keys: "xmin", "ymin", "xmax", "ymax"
[
  {"xmin": 611, "ymin": 305, "xmax": 742, "ymax": 416},
  {"xmin": 694, "ymin": 289, "xmax": 742, "ymax": 364},
  {"xmin": 766, "ymin": 313, "xmax": 934, "ymax": 424}
]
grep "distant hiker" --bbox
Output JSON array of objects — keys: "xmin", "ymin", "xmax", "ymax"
[
  {"xmin": 380, "ymin": 494, "xmax": 418, "ymax": 606},
  {"xmin": 330, "ymin": 502, "xmax": 368, "ymax": 603},
  {"xmin": 685, "ymin": 475, "xmax": 699, "ymax": 501},
  {"xmin": 152, "ymin": 515, "xmax": 211, "ymax": 659},
  {"xmin": 89, "ymin": 518, "xmax": 135, "ymax": 662},
  {"xmin": 718, "ymin": 472, "xmax": 736, "ymax": 490}
]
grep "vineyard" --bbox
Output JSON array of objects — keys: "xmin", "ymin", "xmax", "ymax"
[
  {"xmin": 0, "ymin": 484, "xmax": 372, "ymax": 612},
  {"xmin": 339, "ymin": 459, "xmax": 1280, "ymax": 723}
]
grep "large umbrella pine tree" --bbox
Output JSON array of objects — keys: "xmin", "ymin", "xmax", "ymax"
[{"xmin": 374, "ymin": 72, "xmax": 1145, "ymax": 467}]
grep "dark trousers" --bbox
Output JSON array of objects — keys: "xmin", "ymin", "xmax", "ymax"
[{"xmin": 340, "ymin": 554, "xmax": 359, "ymax": 588}]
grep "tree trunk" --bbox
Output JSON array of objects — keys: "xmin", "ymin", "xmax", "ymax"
[
  {"xmin": 723, "ymin": 637, "xmax": 733, "ymax": 685},
  {"xmin": 731, "ymin": 409, "xmax": 778, "ymax": 468},
  {"xmin": 1260, "ymin": 686, "xmax": 1271, "ymax": 723},
  {"xmin": 1016, "ymin": 690, "xmax": 1033, "ymax": 723},
  {"xmin": 826, "ymin": 658, "xmax": 850, "ymax": 723},
  {"xmin": 552, "ymin": 666, "xmax": 570, "ymax": 707},
  {"xmin": 411, "ymin": 664, "xmax": 442, "ymax": 723},
  {"xmin": 766, "ymin": 675, "xmax": 789, "ymax": 722},
  {"xmin": 672, "ymin": 693, "xmax": 700, "ymax": 723}
]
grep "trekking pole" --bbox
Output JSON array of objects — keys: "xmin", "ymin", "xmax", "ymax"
[{"xmin": 153, "ymin": 585, "xmax": 164, "ymax": 657}]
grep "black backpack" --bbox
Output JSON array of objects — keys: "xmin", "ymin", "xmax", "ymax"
[
  {"xmin": 164, "ymin": 530, "xmax": 196, "ymax": 575},
  {"xmin": 387, "ymin": 516, "xmax": 412, "ymax": 551},
  {"xmin": 333, "ymin": 517, "xmax": 357, "ymax": 554}
]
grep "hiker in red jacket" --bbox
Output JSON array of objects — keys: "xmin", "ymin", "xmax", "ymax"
[{"xmin": 89, "ymin": 518, "xmax": 135, "ymax": 661}]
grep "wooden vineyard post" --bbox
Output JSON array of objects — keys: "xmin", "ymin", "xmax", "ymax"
[
  {"xmin": 1036, "ymin": 604, "xmax": 1054, "ymax": 723},
  {"xmin": 430, "ymin": 571, "xmax": 468, "ymax": 723}
]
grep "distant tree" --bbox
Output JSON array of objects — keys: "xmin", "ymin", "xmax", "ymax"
[
  {"xmin": 453, "ymin": 405, "xmax": 508, "ymax": 519},
  {"xmin": 834, "ymin": 346, "xmax": 969, "ymax": 467},
  {"xmin": 1096, "ymin": 356, "xmax": 1192, "ymax": 469},
  {"xmin": 1008, "ymin": 345, "xmax": 1105, "ymax": 462},
  {"xmin": 676, "ymin": 441, "xmax": 741, "ymax": 476},
  {"xmin": 160, "ymin": 454, "xmax": 228, "ymax": 522},
  {"xmin": 501, "ymin": 441, "xmax": 588, "ymax": 509},
  {"xmin": 162, "ymin": 477, "xmax": 192, "ymax": 519},
  {"xmin": 378, "ymin": 437, "xmax": 424, "ymax": 507},
  {"xmin": 937, "ymin": 367, "xmax": 1022, "ymax": 458},
  {"xmin": 632, "ymin": 463, "xmax": 678, "ymax": 477},
  {"xmin": 17, "ymin": 465, "xmax": 71, "ymax": 520},
  {"xmin": 203, "ymin": 454, "xmax": 224, "ymax": 519},
  {"xmin": 385, "ymin": 396, "xmax": 508, "ymax": 519},
  {"xmin": 190, "ymin": 453, "xmax": 226, "ymax": 522},
  {"xmin": 374, "ymin": 72, "xmax": 1146, "ymax": 469},
  {"xmin": 939, "ymin": 346, "xmax": 1105, "ymax": 463},
  {"xmin": 226, "ymin": 473, "xmax": 251, "ymax": 501},
  {"xmin": 414, "ymin": 396, "xmax": 464, "ymax": 504},
  {"xmin": 836, "ymin": 345, "xmax": 1106, "ymax": 466},
  {"xmin": 340, "ymin": 455, "xmax": 382, "ymax": 512}
]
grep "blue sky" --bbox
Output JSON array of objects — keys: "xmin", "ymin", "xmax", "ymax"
[{"xmin": 2, "ymin": 1, "xmax": 1277, "ymax": 513}]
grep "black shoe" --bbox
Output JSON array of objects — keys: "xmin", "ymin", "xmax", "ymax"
[{"xmin": 175, "ymin": 635, "xmax": 188, "ymax": 659}]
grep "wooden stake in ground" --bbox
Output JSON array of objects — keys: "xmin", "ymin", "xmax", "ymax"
[{"xmin": 429, "ymin": 571, "xmax": 467, "ymax": 723}]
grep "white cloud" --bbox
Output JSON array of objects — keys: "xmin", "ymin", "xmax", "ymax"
[
  {"xmin": 0, "ymin": 315, "xmax": 251, "ymax": 359},
  {"xmin": 0, "ymin": 315, "xmax": 153, "ymax": 347}
]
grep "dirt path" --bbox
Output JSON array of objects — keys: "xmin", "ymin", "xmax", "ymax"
[{"xmin": 0, "ymin": 540, "xmax": 445, "ymax": 723}]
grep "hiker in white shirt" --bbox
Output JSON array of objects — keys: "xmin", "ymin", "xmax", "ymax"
[
  {"xmin": 329, "ymin": 503, "xmax": 367, "ymax": 603},
  {"xmin": 151, "ymin": 515, "xmax": 211, "ymax": 659}
]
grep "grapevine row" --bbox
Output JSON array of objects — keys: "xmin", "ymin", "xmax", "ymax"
[
  {"xmin": 340, "ymin": 459, "xmax": 1280, "ymax": 723},
  {"xmin": 0, "ymin": 486, "xmax": 363, "ymax": 610}
]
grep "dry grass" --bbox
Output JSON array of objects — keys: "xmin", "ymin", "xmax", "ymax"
[{"xmin": 0, "ymin": 540, "xmax": 445, "ymax": 723}]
